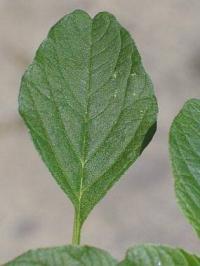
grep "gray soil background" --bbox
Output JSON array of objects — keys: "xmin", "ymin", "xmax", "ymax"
[{"xmin": 1, "ymin": 0, "xmax": 200, "ymax": 263}]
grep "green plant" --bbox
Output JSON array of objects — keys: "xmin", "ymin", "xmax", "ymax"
[{"xmin": 3, "ymin": 9, "xmax": 200, "ymax": 265}]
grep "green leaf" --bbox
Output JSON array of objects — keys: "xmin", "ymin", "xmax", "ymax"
[
  {"xmin": 5, "ymin": 245, "xmax": 200, "ymax": 266},
  {"xmin": 19, "ymin": 9, "xmax": 158, "ymax": 234},
  {"xmin": 119, "ymin": 245, "xmax": 200, "ymax": 266},
  {"xmin": 4, "ymin": 245, "xmax": 117, "ymax": 266},
  {"xmin": 169, "ymin": 99, "xmax": 200, "ymax": 237}
]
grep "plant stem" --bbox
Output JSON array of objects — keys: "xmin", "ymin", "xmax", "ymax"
[{"xmin": 72, "ymin": 209, "xmax": 81, "ymax": 245}]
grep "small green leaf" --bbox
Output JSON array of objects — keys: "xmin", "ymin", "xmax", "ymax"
[
  {"xmin": 169, "ymin": 99, "xmax": 200, "ymax": 237},
  {"xmin": 19, "ymin": 9, "xmax": 158, "ymax": 234},
  {"xmin": 120, "ymin": 245, "xmax": 200, "ymax": 266},
  {"xmin": 4, "ymin": 245, "xmax": 117, "ymax": 266}
]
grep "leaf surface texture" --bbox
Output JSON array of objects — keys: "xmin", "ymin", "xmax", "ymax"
[
  {"xmin": 120, "ymin": 245, "xmax": 200, "ymax": 266},
  {"xmin": 4, "ymin": 245, "xmax": 117, "ymax": 266},
  {"xmin": 19, "ymin": 10, "xmax": 158, "ymax": 224},
  {"xmin": 170, "ymin": 99, "xmax": 200, "ymax": 237}
]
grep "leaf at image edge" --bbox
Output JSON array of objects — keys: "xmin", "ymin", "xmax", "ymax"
[
  {"xmin": 4, "ymin": 245, "xmax": 117, "ymax": 266},
  {"xmin": 119, "ymin": 244, "xmax": 200, "ymax": 265},
  {"xmin": 169, "ymin": 99, "xmax": 200, "ymax": 238}
]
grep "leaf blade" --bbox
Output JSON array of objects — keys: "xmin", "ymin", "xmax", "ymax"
[
  {"xmin": 19, "ymin": 9, "xmax": 158, "ymax": 226},
  {"xmin": 120, "ymin": 245, "xmax": 200, "ymax": 266},
  {"xmin": 169, "ymin": 99, "xmax": 200, "ymax": 237},
  {"xmin": 4, "ymin": 245, "xmax": 117, "ymax": 266}
]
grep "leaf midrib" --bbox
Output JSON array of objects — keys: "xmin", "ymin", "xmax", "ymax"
[
  {"xmin": 78, "ymin": 17, "xmax": 122, "ymax": 208},
  {"xmin": 77, "ymin": 17, "xmax": 97, "ymax": 213}
]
